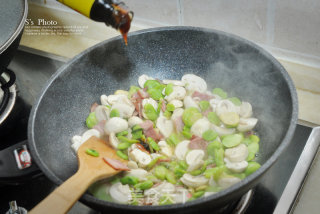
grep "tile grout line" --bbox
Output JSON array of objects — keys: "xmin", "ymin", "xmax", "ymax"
[{"xmin": 266, "ymin": 0, "xmax": 275, "ymax": 45}]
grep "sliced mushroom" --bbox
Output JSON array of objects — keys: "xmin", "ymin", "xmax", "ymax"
[
  {"xmin": 156, "ymin": 116, "xmax": 174, "ymax": 138},
  {"xmin": 217, "ymin": 174, "xmax": 241, "ymax": 189},
  {"xmin": 109, "ymin": 182, "xmax": 132, "ymax": 204},
  {"xmin": 171, "ymin": 108, "xmax": 184, "ymax": 121},
  {"xmin": 100, "ymin": 94, "xmax": 109, "ymax": 106},
  {"xmin": 224, "ymin": 144, "xmax": 249, "ymax": 162},
  {"xmin": 111, "ymin": 103, "xmax": 135, "ymax": 119},
  {"xmin": 181, "ymin": 74, "xmax": 207, "ymax": 92},
  {"xmin": 237, "ymin": 118, "xmax": 258, "ymax": 132},
  {"xmin": 216, "ymin": 100, "xmax": 239, "ymax": 116},
  {"xmin": 94, "ymin": 105, "xmax": 110, "ymax": 121},
  {"xmin": 104, "ymin": 117, "xmax": 128, "ymax": 134},
  {"xmin": 114, "ymin": 90, "xmax": 129, "ymax": 96},
  {"xmin": 109, "ymin": 132, "xmax": 120, "ymax": 149},
  {"xmin": 158, "ymin": 140, "xmax": 173, "ymax": 157},
  {"xmin": 180, "ymin": 174, "xmax": 209, "ymax": 188},
  {"xmin": 174, "ymin": 187, "xmax": 189, "ymax": 203},
  {"xmin": 127, "ymin": 160, "xmax": 139, "ymax": 169},
  {"xmin": 107, "ymin": 94, "xmax": 127, "ymax": 105},
  {"xmin": 169, "ymin": 99, "xmax": 184, "ymax": 108},
  {"xmin": 174, "ymin": 140, "xmax": 190, "ymax": 160},
  {"xmin": 183, "ymin": 96, "xmax": 200, "ymax": 110},
  {"xmin": 224, "ymin": 158, "xmax": 248, "ymax": 173},
  {"xmin": 190, "ymin": 118, "xmax": 211, "ymax": 137},
  {"xmin": 164, "ymin": 86, "xmax": 186, "ymax": 102},
  {"xmin": 138, "ymin": 74, "xmax": 154, "ymax": 88},
  {"xmin": 145, "ymin": 181, "xmax": 176, "ymax": 198},
  {"xmin": 125, "ymin": 168, "xmax": 149, "ymax": 180},
  {"xmin": 81, "ymin": 129, "xmax": 101, "ymax": 143},
  {"xmin": 128, "ymin": 148, "xmax": 152, "ymax": 168},
  {"xmin": 71, "ymin": 135, "xmax": 82, "ymax": 152},
  {"xmin": 211, "ymin": 124, "xmax": 236, "ymax": 136},
  {"xmin": 239, "ymin": 102, "xmax": 253, "ymax": 118},
  {"xmin": 162, "ymin": 79, "xmax": 185, "ymax": 86},
  {"xmin": 209, "ymin": 98, "xmax": 221, "ymax": 112},
  {"xmin": 186, "ymin": 150, "xmax": 205, "ymax": 172},
  {"xmin": 128, "ymin": 116, "xmax": 144, "ymax": 127}
]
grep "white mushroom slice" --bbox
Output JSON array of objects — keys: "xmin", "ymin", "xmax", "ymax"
[
  {"xmin": 128, "ymin": 116, "xmax": 143, "ymax": 127},
  {"xmin": 181, "ymin": 74, "xmax": 207, "ymax": 92},
  {"xmin": 81, "ymin": 129, "xmax": 101, "ymax": 143},
  {"xmin": 142, "ymin": 98, "xmax": 158, "ymax": 110},
  {"xmin": 128, "ymin": 148, "xmax": 152, "ymax": 168},
  {"xmin": 217, "ymin": 174, "xmax": 241, "ymax": 189},
  {"xmin": 107, "ymin": 94, "xmax": 127, "ymax": 105},
  {"xmin": 204, "ymin": 192, "xmax": 216, "ymax": 197},
  {"xmin": 94, "ymin": 105, "xmax": 110, "ymax": 121},
  {"xmin": 100, "ymin": 94, "xmax": 109, "ymax": 106},
  {"xmin": 174, "ymin": 140, "xmax": 190, "ymax": 160},
  {"xmin": 145, "ymin": 181, "xmax": 176, "ymax": 197},
  {"xmin": 169, "ymin": 99, "xmax": 183, "ymax": 108},
  {"xmin": 239, "ymin": 102, "xmax": 253, "ymax": 118},
  {"xmin": 216, "ymin": 100, "xmax": 239, "ymax": 116},
  {"xmin": 109, "ymin": 182, "xmax": 132, "ymax": 204},
  {"xmin": 209, "ymin": 98, "xmax": 221, "ymax": 112},
  {"xmin": 125, "ymin": 168, "xmax": 149, "ymax": 180},
  {"xmin": 71, "ymin": 135, "xmax": 82, "ymax": 152},
  {"xmin": 127, "ymin": 161, "xmax": 139, "ymax": 169},
  {"xmin": 186, "ymin": 150, "xmax": 205, "ymax": 172},
  {"xmin": 180, "ymin": 174, "xmax": 209, "ymax": 188},
  {"xmin": 211, "ymin": 124, "xmax": 236, "ymax": 136},
  {"xmin": 190, "ymin": 118, "xmax": 211, "ymax": 137},
  {"xmin": 237, "ymin": 118, "xmax": 258, "ymax": 132},
  {"xmin": 109, "ymin": 132, "xmax": 120, "ymax": 149},
  {"xmin": 138, "ymin": 74, "xmax": 154, "ymax": 88},
  {"xmin": 175, "ymin": 187, "xmax": 189, "ymax": 203},
  {"xmin": 224, "ymin": 158, "xmax": 248, "ymax": 173},
  {"xmin": 224, "ymin": 144, "xmax": 249, "ymax": 162},
  {"xmin": 164, "ymin": 86, "xmax": 186, "ymax": 102},
  {"xmin": 183, "ymin": 96, "xmax": 200, "ymax": 110},
  {"xmin": 158, "ymin": 141, "xmax": 173, "ymax": 157},
  {"xmin": 156, "ymin": 116, "xmax": 174, "ymax": 138},
  {"xmin": 171, "ymin": 108, "xmax": 184, "ymax": 121},
  {"xmin": 114, "ymin": 90, "xmax": 129, "ymax": 96},
  {"xmin": 162, "ymin": 79, "xmax": 185, "ymax": 86},
  {"xmin": 111, "ymin": 103, "xmax": 135, "ymax": 119},
  {"xmin": 104, "ymin": 117, "xmax": 128, "ymax": 134}
]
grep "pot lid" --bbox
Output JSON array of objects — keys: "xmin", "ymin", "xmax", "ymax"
[{"xmin": 0, "ymin": 0, "xmax": 27, "ymax": 54}]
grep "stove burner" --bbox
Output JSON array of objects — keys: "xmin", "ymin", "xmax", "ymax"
[{"xmin": 233, "ymin": 190, "xmax": 253, "ymax": 214}]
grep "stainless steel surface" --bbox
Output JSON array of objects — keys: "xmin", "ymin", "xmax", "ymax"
[{"xmin": 274, "ymin": 127, "xmax": 320, "ymax": 214}]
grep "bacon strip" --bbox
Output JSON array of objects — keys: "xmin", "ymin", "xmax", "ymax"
[
  {"xmin": 161, "ymin": 100, "xmax": 166, "ymax": 112},
  {"xmin": 189, "ymin": 135, "xmax": 208, "ymax": 150},
  {"xmin": 93, "ymin": 120, "xmax": 106, "ymax": 135},
  {"xmin": 103, "ymin": 157, "xmax": 130, "ymax": 171},
  {"xmin": 90, "ymin": 102, "xmax": 99, "ymax": 112},
  {"xmin": 173, "ymin": 116, "xmax": 184, "ymax": 133},
  {"xmin": 140, "ymin": 120, "xmax": 163, "ymax": 141},
  {"xmin": 192, "ymin": 91, "xmax": 214, "ymax": 101}
]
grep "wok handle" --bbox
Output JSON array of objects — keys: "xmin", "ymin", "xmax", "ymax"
[{"xmin": 28, "ymin": 168, "xmax": 96, "ymax": 214}]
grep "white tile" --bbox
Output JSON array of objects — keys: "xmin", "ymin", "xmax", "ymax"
[
  {"xmin": 125, "ymin": 0, "xmax": 180, "ymax": 26},
  {"xmin": 273, "ymin": 0, "xmax": 320, "ymax": 58},
  {"xmin": 182, "ymin": 0, "xmax": 268, "ymax": 44}
]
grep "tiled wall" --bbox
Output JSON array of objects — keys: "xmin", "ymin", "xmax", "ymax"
[{"xmin": 30, "ymin": 0, "xmax": 320, "ymax": 68}]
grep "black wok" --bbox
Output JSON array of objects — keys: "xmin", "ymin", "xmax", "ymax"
[{"xmin": 28, "ymin": 27, "xmax": 298, "ymax": 213}]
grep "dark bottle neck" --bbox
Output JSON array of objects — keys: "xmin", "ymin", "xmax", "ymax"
[{"xmin": 90, "ymin": 0, "xmax": 119, "ymax": 28}]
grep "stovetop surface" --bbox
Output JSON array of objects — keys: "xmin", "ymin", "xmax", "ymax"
[{"xmin": 0, "ymin": 50, "xmax": 317, "ymax": 213}]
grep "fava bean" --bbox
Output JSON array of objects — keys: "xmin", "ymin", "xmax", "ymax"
[
  {"xmin": 182, "ymin": 107, "xmax": 203, "ymax": 127},
  {"xmin": 202, "ymin": 130, "xmax": 218, "ymax": 141},
  {"xmin": 120, "ymin": 176, "xmax": 139, "ymax": 185},
  {"xmin": 116, "ymin": 150, "xmax": 128, "ymax": 160},
  {"xmin": 144, "ymin": 80, "xmax": 162, "ymax": 89},
  {"xmin": 116, "ymin": 130, "xmax": 128, "ymax": 137},
  {"xmin": 128, "ymin": 85, "xmax": 140, "ymax": 98},
  {"xmin": 222, "ymin": 134, "xmax": 243, "ymax": 148},
  {"xmin": 212, "ymin": 88, "xmax": 228, "ymax": 99},
  {"xmin": 110, "ymin": 109, "xmax": 120, "ymax": 118},
  {"xmin": 245, "ymin": 162, "xmax": 261, "ymax": 176},
  {"xmin": 134, "ymin": 180, "xmax": 153, "ymax": 190},
  {"xmin": 228, "ymin": 97, "xmax": 242, "ymax": 106},
  {"xmin": 214, "ymin": 148, "xmax": 225, "ymax": 166},
  {"xmin": 199, "ymin": 100, "xmax": 210, "ymax": 111},
  {"xmin": 246, "ymin": 141, "xmax": 259, "ymax": 161},
  {"xmin": 86, "ymin": 149, "xmax": 99, "ymax": 157},
  {"xmin": 165, "ymin": 83, "xmax": 174, "ymax": 96},
  {"xmin": 204, "ymin": 165, "xmax": 226, "ymax": 181},
  {"xmin": 166, "ymin": 171, "xmax": 177, "ymax": 184},
  {"xmin": 86, "ymin": 112, "xmax": 98, "ymax": 129},
  {"xmin": 117, "ymin": 142, "xmax": 131, "ymax": 150},
  {"xmin": 166, "ymin": 103, "xmax": 175, "ymax": 112},
  {"xmin": 207, "ymin": 112, "xmax": 221, "ymax": 126},
  {"xmin": 144, "ymin": 103, "xmax": 158, "ymax": 121},
  {"xmin": 154, "ymin": 165, "xmax": 167, "ymax": 180},
  {"xmin": 147, "ymin": 137, "xmax": 160, "ymax": 151}
]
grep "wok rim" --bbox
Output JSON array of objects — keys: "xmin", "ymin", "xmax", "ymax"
[{"xmin": 28, "ymin": 26, "xmax": 298, "ymax": 211}]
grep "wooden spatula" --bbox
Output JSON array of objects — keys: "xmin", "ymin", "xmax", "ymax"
[{"xmin": 29, "ymin": 136, "xmax": 127, "ymax": 214}]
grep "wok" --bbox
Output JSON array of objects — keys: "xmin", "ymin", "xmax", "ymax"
[{"xmin": 28, "ymin": 26, "xmax": 298, "ymax": 213}]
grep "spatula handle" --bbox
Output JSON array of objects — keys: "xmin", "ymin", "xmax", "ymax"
[{"xmin": 29, "ymin": 169, "xmax": 95, "ymax": 214}]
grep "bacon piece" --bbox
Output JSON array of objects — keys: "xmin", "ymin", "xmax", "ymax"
[
  {"xmin": 103, "ymin": 157, "xmax": 130, "ymax": 171},
  {"xmin": 131, "ymin": 92, "xmax": 143, "ymax": 118},
  {"xmin": 161, "ymin": 100, "xmax": 166, "ymax": 112},
  {"xmin": 173, "ymin": 116, "xmax": 184, "ymax": 133},
  {"xmin": 135, "ymin": 143, "xmax": 150, "ymax": 154},
  {"xmin": 138, "ymin": 88, "xmax": 149, "ymax": 99},
  {"xmin": 140, "ymin": 120, "xmax": 163, "ymax": 141},
  {"xmin": 189, "ymin": 135, "xmax": 208, "ymax": 150},
  {"xmin": 93, "ymin": 120, "xmax": 106, "ymax": 135},
  {"xmin": 192, "ymin": 91, "xmax": 214, "ymax": 101},
  {"xmin": 140, "ymin": 120, "xmax": 154, "ymax": 130},
  {"xmin": 90, "ymin": 102, "xmax": 99, "ymax": 112}
]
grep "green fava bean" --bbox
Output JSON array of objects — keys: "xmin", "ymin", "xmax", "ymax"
[
  {"xmin": 166, "ymin": 171, "xmax": 177, "ymax": 184},
  {"xmin": 165, "ymin": 83, "xmax": 174, "ymax": 96},
  {"xmin": 219, "ymin": 112, "xmax": 240, "ymax": 127},
  {"xmin": 250, "ymin": 135, "xmax": 260, "ymax": 143},
  {"xmin": 147, "ymin": 137, "xmax": 160, "ymax": 151},
  {"xmin": 193, "ymin": 191, "xmax": 205, "ymax": 198},
  {"xmin": 134, "ymin": 180, "xmax": 154, "ymax": 190},
  {"xmin": 207, "ymin": 140, "xmax": 222, "ymax": 156},
  {"xmin": 144, "ymin": 80, "xmax": 161, "ymax": 89},
  {"xmin": 116, "ymin": 150, "xmax": 128, "ymax": 160},
  {"xmin": 207, "ymin": 112, "xmax": 221, "ymax": 126},
  {"xmin": 120, "ymin": 176, "xmax": 139, "ymax": 185},
  {"xmin": 86, "ymin": 112, "xmax": 98, "ymax": 129},
  {"xmin": 202, "ymin": 130, "xmax": 218, "ymax": 141},
  {"xmin": 204, "ymin": 165, "xmax": 226, "ymax": 180},
  {"xmin": 144, "ymin": 103, "xmax": 158, "ymax": 121},
  {"xmin": 154, "ymin": 165, "xmax": 168, "ymax": 180},
  {"xmin": 212, "ymin": 88, "xmax": 228, "ymax": 99},
  {"xmin": 247, "ymin": 141, "xmax": 259, "ymax": 161},
  {"xmin": 128, "ymin": 86, "xmax": 140, "ymax": 98},
  {"xmin": 182, "ymin": 107, "xmax": 203, "ymax": 127},
  {"xmin": 222, "ymin": 134, "xmax": 243, "ymax": 148},
  {"xmin": 228, "ymin": 97, "xmax": 242, "ymax": 106},
  {"xmin": 116, "ymin": 130, "xmax": 128, "ymax": 137},
  {"xmin": 166, "ymin": 103, "xmax": 175, "ymax": 112},
  {"xmin": 110, "ymin": 109, "xmax": 120, "ymax": 118},
  {"xmin": 214, "ymin": 148, "xmax": 225, "ymax": 166},
  {"xmin": 148, "ymin": 88, "xmax": 163, "ymax": 100},
  {"xmin": 85, "ymin": 149, "xmax": 99, "ymax": 157},
  {"xmin": 199, "ymin": 100, "xmax": 210, "ymax": 111},
  {"xmin": 245, "ymin": 162, "xmax": 261, "ymax": 176},
  {"xmin": 117, "ymin": 142, "xmax": 131, "ymax": 150}
]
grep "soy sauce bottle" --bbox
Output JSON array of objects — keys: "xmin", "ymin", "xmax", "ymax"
[{"xmin": 57, "ymin": 0, "xmax": 133, "ymax": 44}]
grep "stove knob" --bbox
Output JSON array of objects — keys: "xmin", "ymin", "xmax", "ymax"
[{"xmin": 6, "ymin": 201, "xmax": 28, "ymax": 214}]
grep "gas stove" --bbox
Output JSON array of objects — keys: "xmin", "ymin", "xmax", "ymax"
[{"xmin": 0, "ymin": 50, "xmax": 319, "ymax": 214}]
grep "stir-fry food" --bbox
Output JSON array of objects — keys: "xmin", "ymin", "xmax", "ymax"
[{"xmin": 71, "ymin": 74, "xmax": 261, "ymax": 205}]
